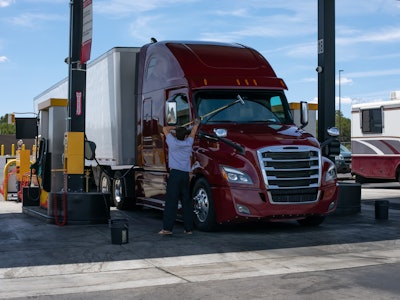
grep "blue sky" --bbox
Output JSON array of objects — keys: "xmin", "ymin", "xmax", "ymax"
[{"xmin": 1, "ymin": 0, "xmax": 400, "ymax": 119}]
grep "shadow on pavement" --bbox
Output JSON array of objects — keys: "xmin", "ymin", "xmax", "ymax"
[{"xmin": 1, "ymin": 200, "xmax": 400, "ymax": 269}]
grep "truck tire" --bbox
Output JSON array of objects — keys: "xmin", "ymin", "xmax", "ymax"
[
  {"xmin": 112, "ymin": 171, "xmax": 130, "ymax": 210},
  {"xmin": 297, "ymin": 215, "xmax": 325, "ymax": 226},
  {"xmin": 99, "ymin": 171, "xmax": 111, "ymax": 194},
  {"xmin": 192, "ymin": 178, "xmax": 217, "ymax": 231}
]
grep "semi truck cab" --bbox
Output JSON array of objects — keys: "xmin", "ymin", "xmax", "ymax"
[{"xmin": 135, "ymin": 41, "xmax": 338, "ymax": 231}]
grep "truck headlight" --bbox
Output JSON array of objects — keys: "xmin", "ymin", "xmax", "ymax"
[
  {"xmin": 325, "ymin": 163, "xmax": 337, "ymax": 182},
  {"xmin": 221, "ymin": 166, "xmax": 253, "ymax": 185}
]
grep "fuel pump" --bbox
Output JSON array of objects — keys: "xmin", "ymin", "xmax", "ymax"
[{"xmin": 22, "ymin": 1, "xmax": 110, "ymax": 225}]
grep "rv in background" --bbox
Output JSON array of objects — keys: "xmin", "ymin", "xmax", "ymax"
[{"xmin": 351, "ymin": 91, "xmax": 400, "ymax": 183}]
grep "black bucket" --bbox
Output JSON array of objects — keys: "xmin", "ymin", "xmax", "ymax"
[
  {"xmin": 109, "ymin": 218, "xmax": 129, "ymax": 244},
  {"xmin": 375, "ymin": 200, "xmax": 389, "ymax": 220},
  {"xmin": 334, "ymin": 183, "xmax": 361, "ymax": 216}
]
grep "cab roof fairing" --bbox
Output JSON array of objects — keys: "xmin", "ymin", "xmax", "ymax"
[
  {"xmin": 164, "ymin": 41, "xmax": 278, "ymax": 78},
  {"xmin": 142, "ymin": 40, "xmax": 288, "ymax": 92}
]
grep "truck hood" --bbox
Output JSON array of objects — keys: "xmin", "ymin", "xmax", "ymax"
[{"xmin": 201, "ymin": 123, "xmax": 320, "ymax": 151}]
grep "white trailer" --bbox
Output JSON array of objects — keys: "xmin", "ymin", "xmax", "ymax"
[
  {"xmin": 351, "ymin": 97, "xmax": 400, "ymax": 183},
  {"xmin": 34, "ymin": 47, "xmax": 140, "ymax": 168}
]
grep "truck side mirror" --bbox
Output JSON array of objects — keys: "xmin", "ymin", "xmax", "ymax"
[
  {"xmin": 85, "ymin": 140, "xmax": 96, "ymax": 160},
  {"xmin": 300, "ymin": 101, "xmax": 309, "ymax": 128},
  {"xmin": 327, "ymin": 127, "xmax": 339, "ymax": 137},
  {"xmin": 166, "ymin": 97, "xmax": 177, "ymax": 126},
  {"xmin": 321, "ymin": 127, "xmax": 340, "ymax": 158}
]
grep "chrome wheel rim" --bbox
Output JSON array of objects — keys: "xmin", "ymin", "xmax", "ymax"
[
  {"xmin": 101, "ymin": 176, "xmax": 109, "ymax": 193},
  {"xmin": 193, "ymin": 187, "xmax": 209, "ymax": 222},
  {"xmin": 114, "ymin": 178, "xmax": 122, "ymax": 204}
]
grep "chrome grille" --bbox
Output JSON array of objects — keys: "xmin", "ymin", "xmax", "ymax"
[{"xmin": 257, "ymin": 145, "xmax": 321, "ymax": 203}]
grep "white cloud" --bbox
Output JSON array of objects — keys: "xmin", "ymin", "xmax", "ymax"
[
  {"xmin": 337, "ymin": 27, "xmax": 400, "ymax": 45},
  {"xmin": 199, "ymin": 26, "xmax": 286, "ymax": 43},
  {"xmin": 95, "ymin": 0, "xmax": 197, "ymax": 17},
  {"xmin": 337, "ymin": 0, "xmax": 400, "ymax": 16},
  {"xmin": 303, "ymin": 77, "xmax": 317, "ymax": 83},
  {"xmin": 336, "ymin": 76, "xmax": 353, "ymax": 86},
  {"xmin": 351, "ymin": 96, "xmax": 385, "ymax": 106},
  {"xmin": 348, "ymin": 69, "xmax": 400, "ymax": 79},
  {"xmin": 24, "ymin": 0, "xmax": 66, "ymax": 3},
  {"xmin": 9, "ymin": 12, "xmax": 66, "ymax": 27},
  {"xmin": 312, "ymin": 95, "xmax": 354, "ymax": 108},
  {"xmin": 0, "ymin": 56, "xmax": 8, "ymax": 63},
  {"xmin": 336, "ymin": 96, "xmax": 352, "ymax": 105},
  {"xmin": 0, "ymin": 0, "xmax": 14, "ymax": 8},
  {"xmin": 102, "ymin": 0, "xmax": 317, "ymax": 43},
  {"xmin": 348, "ymin": 87, "xmax": 398, "ymax": 106},
  {"xmin": 129, "ymin": 15, "xmax": 164, "ymax": 42},
  {"xmin": 214, "ymin": 8, "xmax": 249, "ymax": 18},
  {"xmin": 285, "ymin": 42, "xmax": 315, "ymax": 58}
]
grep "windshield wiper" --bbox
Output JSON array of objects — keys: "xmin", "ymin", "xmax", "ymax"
[
  {"xmin": 203, "ymin": 94, "xmax": 245, "ymax": 124},
  {"xmin": 198, "ymin": 131, "xmax": 245, "ymax": 155}
]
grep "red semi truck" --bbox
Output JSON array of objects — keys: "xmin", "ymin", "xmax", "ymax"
[{"xmin": 34, "ymin": 40, "xmax": 339, "ymax": 231}]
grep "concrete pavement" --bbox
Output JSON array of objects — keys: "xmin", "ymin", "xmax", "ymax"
[{"xmin": 1, "ymin": 181, "xmax": 400, "ymax": 299}]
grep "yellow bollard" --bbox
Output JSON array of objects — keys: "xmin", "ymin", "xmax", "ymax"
[
  {"xmin": 3, "ymin": 159, "xmax": 17, "ymax": 201},
  {"xmin": 1, "ymin": 144, "xmax": 4, "ymax": 156},
  {"xmin": 11, "ymin": 144, "xmax": 15, "ymax": 156}
]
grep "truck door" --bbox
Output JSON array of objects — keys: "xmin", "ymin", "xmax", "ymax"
[
  {"xmin": 140, "ymin": 97, "xmax": 167, "ymax": 201},
  {"xmin": 139, "ymin": 88, "xmax": 191, "ymax": 206}
]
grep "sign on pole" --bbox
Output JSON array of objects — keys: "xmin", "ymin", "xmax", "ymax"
[{"xmin": 81, "ymin": 0, "xmax": 92, "ymax": 63}]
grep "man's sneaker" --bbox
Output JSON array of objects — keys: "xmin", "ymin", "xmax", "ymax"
[{"xmin": 158, "ymin": 229, "xmax": 173, "ymax": 235}]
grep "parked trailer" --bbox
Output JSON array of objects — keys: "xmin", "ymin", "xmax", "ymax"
[
  {"xmin": 35, "ymin": 41, "xmax": 338, "ymax": 230},
  {"xmin": 351, "ymin": 98, "xmax": 400, "ymax": 183}
]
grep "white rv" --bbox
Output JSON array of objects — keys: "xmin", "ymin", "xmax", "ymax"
[{"xmin": 351, "ymin": 94, "xmax": 400, "ymax": 183}]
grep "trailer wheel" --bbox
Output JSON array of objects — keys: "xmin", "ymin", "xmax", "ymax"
[
  {"xmin": 113, "ymin": 171, "xmax": 130, "ymax": 210},
  {"xmin": 297, "ymin": 215, "xmax": 325, "ymax": 227},
  {"xmin": 192, "ymin": 178, "xmax": 217, "ymax": 231}
]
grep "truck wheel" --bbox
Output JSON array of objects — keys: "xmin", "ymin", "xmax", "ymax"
[
  {"xmin": 99, "ymin": 171, "xmax": 111, "ymax": 194},
  {"xmin": 297, "ymin": 215, "xmax": 325, "ymax": 226},
  {"xmin": 192, "ymin": 178, "xmax": 217, "ymax": 231},
  {"xmin": 113, "ymin": 171, "xmax": 130, "ymax": 210}
]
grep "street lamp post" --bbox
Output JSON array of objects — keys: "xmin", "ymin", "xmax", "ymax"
[{"xmin": 338, "ymin": 69, "xmax": 344, "ymax": 139}]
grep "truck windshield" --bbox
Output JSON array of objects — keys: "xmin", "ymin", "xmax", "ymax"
[{"xmin": 195, "ymin": 91, "xmax": 293, "ymax": 124}]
